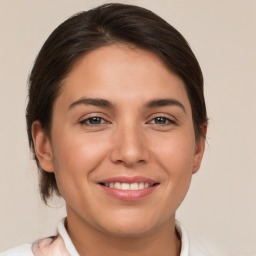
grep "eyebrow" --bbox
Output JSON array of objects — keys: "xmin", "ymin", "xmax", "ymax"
[
  {"xmin": 68, "ymin": 97, "xmax": 186, "ymax": 113},
  {"xmin": 145, "ymin": 98, "xmax": 186, "ymax": 113},
  {"xmin": 68, "ymin": 98, "xmax": 114, "ymax": 110}
]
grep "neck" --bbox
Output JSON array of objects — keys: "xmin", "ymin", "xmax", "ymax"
[{"xmin": 66, "ymin": 209, "xmax": 181, "ymax": 256}]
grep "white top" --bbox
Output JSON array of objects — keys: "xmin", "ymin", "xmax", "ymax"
[{"xmin": 0, "ymin": 218, "xmax": 211, "ymax": 256}]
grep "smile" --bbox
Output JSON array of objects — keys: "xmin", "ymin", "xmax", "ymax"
[
  {"xmin": 101, "ymin": 182, "xmax": 155, "ymax": 190},
  {"xmin": 98, "ymin": 176, "xmax": 160, "ymax": 201}
]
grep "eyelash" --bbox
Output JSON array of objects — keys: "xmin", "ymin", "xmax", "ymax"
[
  {"xmin": 147, "ymin": 116, "xmax": 177, "ymax": 125},
  {"xmin": 79, "ymin": 116, "xmax": 177, "ymax": 127},
  {"xmin": 79, "ymin": 116, "xmax": 109, "ymax": 126}
]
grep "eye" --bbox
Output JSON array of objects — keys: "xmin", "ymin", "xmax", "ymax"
[
  {"xmin": 80, "ymin": 116, "xmax": 109, "ymax": 126},
  {"xmin": 148, "ymin": 116, "xmax": 176, "ymax": 125}
]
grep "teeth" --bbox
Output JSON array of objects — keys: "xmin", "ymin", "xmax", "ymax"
[
  {"xmin": 138, "ymin": 182, "xmax": 144, "ymax": 189},
  {"xmin": 144, "ymin": 183, "xmax": 150, "ymax": 188},
  {"xmin": 130, "ymin": 183, "xmax": 138, "ymax": 190},
  {"xmin": 114, "ymin": 182, "xmax": 121, "ymax": 189},
  {"xmin": 103, "ymin": 182, "xmax": 153, "ymax": 190},
  {"xmin": 121, "ymin": 183, "xmax": 130, "ymax": 190}
]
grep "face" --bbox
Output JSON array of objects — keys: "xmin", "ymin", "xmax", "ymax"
[{"xmin": 33, "ymin": 44, "xmax": 205, "ymax": 237}]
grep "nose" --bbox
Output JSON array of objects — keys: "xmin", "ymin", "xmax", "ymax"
[{"xmin": 110, "ymin": 123, "xmax": 149, "ymax": 167}]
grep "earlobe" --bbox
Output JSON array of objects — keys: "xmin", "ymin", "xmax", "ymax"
[
  {"xmin": 192, "ymin": 124, "xmax": 207, "ymax": 174},
  {"xmin": 31, "ymin": 121, "xmax": 54, "ymax": 173}
]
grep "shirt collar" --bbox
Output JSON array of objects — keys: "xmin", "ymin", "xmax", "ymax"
[
  {"xmin": 57, "ymin": 218, "xmax": 80, "ymax": 256},
  {"xmin": 175, "ymin": 219, "xmax": 190, "ymax": 256}
]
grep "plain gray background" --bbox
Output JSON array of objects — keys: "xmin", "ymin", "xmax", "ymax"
[{"xmin": 0, "ymin": 0, "xmax": 255, "ymax": 255}]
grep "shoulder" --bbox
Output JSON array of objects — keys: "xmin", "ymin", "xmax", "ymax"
[
  {"xmin": 175, "ymin": 220, "xmax": 215, "ymax": 256},
  {"xmin": 0, "ymin": 218, "xmax": 74, "ymax": 256},
  {"xmin": 0, "ymin": 244, "xmax": 34, "ymax": 256},
  {"xmin": 190, "ymin": 240, "xmax": 213, "ymax": 256}
]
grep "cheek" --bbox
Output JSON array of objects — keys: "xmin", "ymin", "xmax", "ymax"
[
  {"xmin": 154, "ymin": 132, "xmax": 196, "ymax": 174},
  {"xmin": 153, "ymin": 132, "xmax": 195, "ymax": 201},
  {"xmin": 51, "ymin": 132, "xmax": 109, "ymax": 187}
]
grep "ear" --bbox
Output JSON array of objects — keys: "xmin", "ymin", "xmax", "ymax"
[
  {"xmin": 192, "ymin": 123, "xmax": 207, "ymax": 174},
  {"xmin": 31, "ymin": 121, "xmax": 54, "ymax": 173}
]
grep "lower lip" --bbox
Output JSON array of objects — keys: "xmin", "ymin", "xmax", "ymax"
[{"xmin": 99, "ymin": 185, "xmax": 158, "ymax": 201}]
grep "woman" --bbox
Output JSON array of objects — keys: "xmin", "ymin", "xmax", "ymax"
[{"xmin": 1, "ymin": 3, "xmax": 208, "ymax": 256}]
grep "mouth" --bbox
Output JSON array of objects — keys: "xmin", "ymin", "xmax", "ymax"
[
  {"xmin": 97, "ymin": 176, "xmax": 160, "ymax": 201},
  {"xmin": 99, "ymin": 182, "xmax": 159, "ymax": 190}
]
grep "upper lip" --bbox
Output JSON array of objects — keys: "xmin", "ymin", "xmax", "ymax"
[{"xmin": 98, "ymin": 176, "xmax": 159, "ymax": 185}]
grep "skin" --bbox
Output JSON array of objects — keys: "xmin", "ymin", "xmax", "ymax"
[{"xmin": 32, "ymin": 44, "xmax": 206, "ymax": 256}]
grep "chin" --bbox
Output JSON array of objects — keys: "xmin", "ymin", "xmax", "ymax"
[{"xmin": 97, "ymin": 214, "xmax": 164, "ymax": 238}]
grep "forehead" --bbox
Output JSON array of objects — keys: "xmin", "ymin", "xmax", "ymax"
[{"xmin": 57, "ymin": 44, "xmax": 191, "ymax": 112}]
